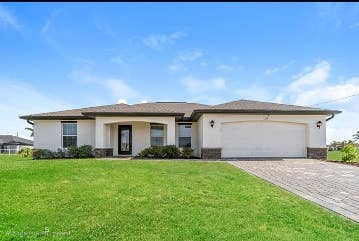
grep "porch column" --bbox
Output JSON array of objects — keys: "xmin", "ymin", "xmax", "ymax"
[
  {"xmin": 95, "ymin": 121, "xmax": 105, "ymax": 148},
  {"xmin": 166, "ymin": 120, "xmax": 176, "ymax": 145},
  {"xmin": 94, "ymin": 120, "xmax": 113, "ymax": 157}
]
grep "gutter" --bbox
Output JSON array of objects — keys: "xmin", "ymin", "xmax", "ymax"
[
  {"xmin": 190, "ymin": 109, "xmax": 342, "ymax": 121},
  {"xmin": 26, "ymin": 119, "xmax": 34, "ymax": 125},
  {"xmin": 326, "ymin": 113, "xmax": 336, "ymax": 122}
]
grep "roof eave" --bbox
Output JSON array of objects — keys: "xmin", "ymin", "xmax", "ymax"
[
  {"xmin": 191, "ymin": 109, "xmax": 342, "ymax": 120},
  {"xmin": 19, "ymin": 115, "xmax": 93, "ymax": 120}
]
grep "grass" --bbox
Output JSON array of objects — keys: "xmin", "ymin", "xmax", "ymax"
[
  {"xmin": 327, "ymin": 151, "xmax": 359, "ymax": 162},
  {"xmin": 1, "ymin": 155, "xmax": 358, "ymax": 241}
]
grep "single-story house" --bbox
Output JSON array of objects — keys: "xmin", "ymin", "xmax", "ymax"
[
  {"xmin": 0, "ymin": 135, "xmax": 33, "ymax": 154},
  {"xmin": 19, "ymin": 99, "xmax": 341, "ymax": 159}
]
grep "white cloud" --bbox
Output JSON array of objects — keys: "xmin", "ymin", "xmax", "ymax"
[
  {"xmin": 105, "ymin": 78, "xmax": 140, "ymax": 100},
  {"xmin": 264, "ymin": 60, "xmax": 295, "ymax": 75},
  {"xmin": 0, "ymin": 77, "xmax": 72, "ymax": 139},
  {"xmin": 168, "ymin": 49, "xmax": 207, "ymax": 72},
  {"xmin": 142, "ymin": 31, "xmax": 187, "ymax": 49},
  {"xmin": 181, "ymin": 76, "xmax": 225, "ymax": 95},
  {"xmin": 0, "ymin": 4, "xmax": 22, "ymax": 31},
  {"xmin": 216, "ymin": 64, "xmax": 243, "ymax": 73},
  {"xmin": 41, "ymin": 9, "xmax": 62, "ymax": 36},
  {"xmin": 117, "ymin": 99, "xmax": 127, "ymax": 104},
  {"xmin": 275, "ymin": 60, "xmax": 359, "ymax": 143},
  {"xmin": 293, "ymin": 81, "xmax": 359, "ymax": 106},
  {"xmin": 40, "ymin": 9, "xmax": 69, "ymax": 58},
  {"xmin": 68, "ymin": 68, "xmax": 141, "ymax": 102},
  {"xmin": 327, "ymin": 110, "xmax": 359, "ymax": 142},
  {"xmin": 289, "ymin": 61, "xmax": 330, "ymax": 92},
  {"xmin": 169, "ymin": 31, "xmax": 187, "ymax": 39},
  {"xmin": 177, "ymin": 49, "xmax": 206, "ymax": 62}
]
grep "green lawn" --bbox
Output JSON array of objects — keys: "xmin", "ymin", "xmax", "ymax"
[
  {"xmin": 327, "ymin": 151, "xmax": 343, "ymax": 161},
  {"xmin": 1, "ymin": 155, "xmax": 358, "ymax": 241},
  {"xmin": 328, "ymin": 151, "xmax": 359, "ymax": 162}
]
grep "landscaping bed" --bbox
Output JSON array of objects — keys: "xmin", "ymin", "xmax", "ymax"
[{"xmin": 327, "ymin": 150, "xmax": 359, "ymax": 167}]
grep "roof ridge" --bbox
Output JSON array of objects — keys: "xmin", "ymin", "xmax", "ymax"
[
  {"xmin": 155, "ymin": 101, "xmax": 187, "ymax": 103},
  {"xmin": 212, "ymin": 99, "xmax": 325, "ymax": 110}
]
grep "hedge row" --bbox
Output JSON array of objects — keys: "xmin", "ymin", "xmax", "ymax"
[
  {"xmin": 33, "ymin": 145, "xmax": 93, "ymax": 159},
  {"xmin": 137, "ymin": 145, "xmax": 194, "ymax": 159}
]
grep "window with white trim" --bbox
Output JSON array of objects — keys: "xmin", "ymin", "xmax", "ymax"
[
  {"xmin": 150, "ymin": 124, "xmax": 164, "ymax": 146},
  {"xmin": 62, "ymin": 122, "xmax": 77, "ymax": 148},
  {"xmin": 178, "ymin": 124, "xmax": 191, "ymax": 148}
]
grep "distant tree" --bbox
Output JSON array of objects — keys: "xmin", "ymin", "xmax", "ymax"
[
  {"xmin": 25, "ymin": 127, "xmax": 34, "ymax": 137},
  {"xmin": 353, "ymin": 131, "xmax": 359, "ymax": 143}
]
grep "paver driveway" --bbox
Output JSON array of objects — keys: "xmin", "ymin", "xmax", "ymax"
[{"xmin": 229, "ymin": 159, "xmax": 359, "ymax": 222}]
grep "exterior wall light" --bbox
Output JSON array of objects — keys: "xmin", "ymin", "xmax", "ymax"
[
  {"xmin": 316, "ymin": 121, "xmax": 323, "ymax": 129},
  {"xmin": 210, "ymin": 120, "xmax": 215, "ymax": 128}
]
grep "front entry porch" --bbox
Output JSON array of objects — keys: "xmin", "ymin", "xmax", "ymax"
[{"xmin": 94, "ymin": 116, "xmax": 176, "ymax": 157}]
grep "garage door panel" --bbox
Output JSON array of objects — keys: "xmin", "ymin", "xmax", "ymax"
[{"xmin": 221, "ymin": 121, "xmax": 306, "ymax": 158}]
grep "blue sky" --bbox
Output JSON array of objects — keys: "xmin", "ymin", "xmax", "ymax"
[{"xmin": 1, "ymin": 3, "xmax": 359, "ymax": 142}]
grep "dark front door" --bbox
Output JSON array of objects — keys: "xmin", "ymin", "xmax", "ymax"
[{"xmin": 118, "ymin": 125, "xmax": 132, "ymax": 155}]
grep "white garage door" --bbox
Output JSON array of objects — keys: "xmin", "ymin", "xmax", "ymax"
[{"xmin": 221, "ymin": 121, "xmax": 306, "ymax": 158}]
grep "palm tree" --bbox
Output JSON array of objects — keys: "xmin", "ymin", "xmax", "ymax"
[
  {"xmin": 25, "ymin": 127, "xmax": 34, "ymax": 137},
  {"xmin": 353, "ymin": 131, "xmax": 359, "ymax": 143}
]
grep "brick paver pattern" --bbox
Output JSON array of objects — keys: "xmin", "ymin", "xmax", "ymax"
[{"xmin": 229, "ymin": 159, "xmax": 359, "ymax": 222}]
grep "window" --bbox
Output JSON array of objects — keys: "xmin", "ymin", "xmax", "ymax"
[
  {"xmin": 151, "ymin": 124, "xmax": 164, "ymax": 146},
  {"xmin": 179, "ymin": 124, "xmax": 191, "ymax": 148},
  {"xmin": 62, "ymin": 122, "xmax": 77, "ymax": 148}
]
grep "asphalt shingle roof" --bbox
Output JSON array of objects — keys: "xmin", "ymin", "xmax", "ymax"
[
  {"xmin": 194, "ymin": 99, "xmax": 340, "ymax": 113},
  {"xmin": 0, "ymin": 135, "xmax": 33, "ymax": 145},
  {"xmin": 19, "ymin": 99, "xmax": 340, "ymax": 120}
]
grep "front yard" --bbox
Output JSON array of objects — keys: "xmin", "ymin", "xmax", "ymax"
[
  {"xmin": 328, "ymin": 151, "xmax": 359, "ymax": 162},
  {"xmin": 1, "ymin": 155, "xmax": 358, "ymax": 240}
]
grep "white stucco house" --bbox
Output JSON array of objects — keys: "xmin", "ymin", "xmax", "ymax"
[{"xmin": 20, "ymin": 100, "xmax": 340, "ymax": 159}]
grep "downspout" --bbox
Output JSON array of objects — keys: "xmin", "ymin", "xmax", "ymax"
[
  {"xmin": 27, "ymin": 119, "xmax": 34, "ymax": 125},
  {"xmin": 326, "ymin": 113, "xmax": 335, "ymax": 122}
]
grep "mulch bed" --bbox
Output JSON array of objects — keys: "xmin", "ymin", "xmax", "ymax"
[{"xmin": 326, "ymin": 160, "xmax": 359, "ymax": 167}]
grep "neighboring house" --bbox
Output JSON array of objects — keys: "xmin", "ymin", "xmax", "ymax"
[
  {"xmin": 327, "ymin": 141, "xmax": 345, "ymax": 151},
  {"xmin": 327, "ymin": 141, "xmax": 359, "ymax": 151},
  {"xmin": 19, "ymin": 99, "xmax": 340, "ymax": 159},
  {"xmin": 0, "ymin": 135, "xmax": 33, "ymax": 154}
]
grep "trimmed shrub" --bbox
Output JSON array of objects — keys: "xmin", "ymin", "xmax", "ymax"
[
  {"xmin": 138, "ymin": 145, "xmax": 181, "ymax": 159},
  {"xmin": 341, "ymin": 144, "xmax": 359, "ymax": 162},
  {"xmin": 19, "ymin": 147, "xmax": 33, "ymax": 158},
  {"xmin": 137, "ymin": 147, "xmax": 151, "ymax": 158},
  {"xmin": 68, "ymin": 146, "xmax": 81, "ymax": 158},
  {"xmin": 138, "ymin": 146, "xmax": 164, "ymax": 158},
  {"xmin": 78, "ymin": 145, "xmax": 93, "ymax": 158},
  {"xmin": 33, "ymin": 149, "xmax": 54, "ymax": 159},
  {"xmin": 68, "ymin": 145, "xmax": 93, "ymax": 158},
  {"xmin": 162, "ymin": 145, "xmax": 181, "ymax": 158},
  {"xmin": 32, "ymin": 145, "xmax": 94, "ymax": 159},
  {"xmin": 181, "ymin": 147, "xmax": 194, "ymax": 159},
  {"xmin": 52, "ymin": 149, "xmax": 66, "ymax": 159}
]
